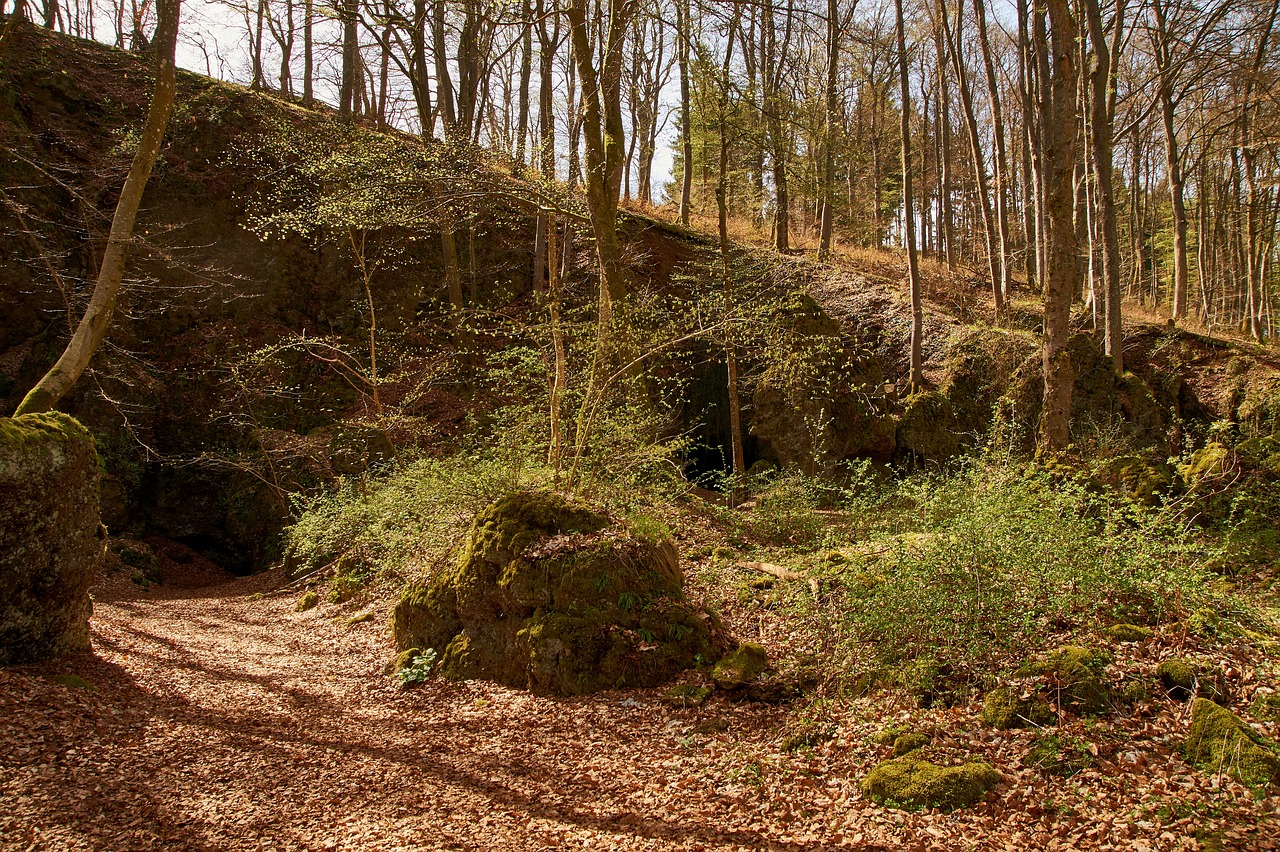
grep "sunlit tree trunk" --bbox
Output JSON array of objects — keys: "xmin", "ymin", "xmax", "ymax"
[{"xmin": 17, "ymin": 0, "xmax": 181, "ymax": 415}]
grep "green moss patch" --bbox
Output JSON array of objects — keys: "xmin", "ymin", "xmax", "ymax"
[
  {"xmin": 712, "ymin": 642, "xmax": 768, "ymax": 689},
  {"xmin": 46, "ymin": 674, "xmax": 95, "ymax": 690},
  {"xmin": 1025, "ymin": 733, "xmax": 1093, "ymax": 778},
  {"xmin": 981, "ymin": 687, "xmax": 1054, "ymax": 730},
  {"xmin": 1103, "ymin": 623, "xmax": 1153, "ymax": 643},
  {"xmin": 295, "ymin": 591, "xmax": 319, "ymax": 612},
  {"xmin": 661, "ymin": 684, "xmax": 712, "ymax": 708},
  {"xmin": 892, "ymin": 733, "xmax": 930, "ymax": 757},
  {"xmin": 1157, "ymin": 658, "xmax": 1226, "ymax": 702},
  {"xmin": 780, "ymin": 720, "xmax": 835, "ymax": 752},
  {"xmin": 391, "ymin": 490, "xmax": 730, "ymax": 696},
  {"xmin": 1184, "ymin": 698, "xmax": 1280, "ymax": 790},
  {"xmin": 861, "ymin": 756, "xmax": 1000, "ymax": 810}
]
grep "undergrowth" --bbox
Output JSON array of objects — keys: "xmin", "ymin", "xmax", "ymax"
[{"xmin": 838, "ymin": 461, "xmax": 1218, "ymax": 674}]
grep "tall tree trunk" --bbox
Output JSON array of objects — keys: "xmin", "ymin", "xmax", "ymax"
[
  {"xmin": 897, "ymin": 0, "xmax": 924, "ymax": 389},
  {"xmin": 818, "ymin": 0, "xmax": 840, "ymax": 259},
  {"xmin": 934, "ymin": 26, "xmax": 955, "ymax": 268},
  {"xmin": 433, "ymin": 0, "xmax": 457, "ymax": 133},
  {"xmin": 1039, "ymin": 0, "xmax": 1080, "ymax": 452},
  {"xmin": 677, "ymin": 0, "xmax": 693, "ymax": 225},
  {"xmin": 17, "ymin": 0, "xmax": 181, "ymax": 415},
  {"xmin": 717, "ymin": 6, "xmax": 745, "ymax": 500},
  {"xmin": 565, "ymin": 0, "xmax": 632, "ymax": 326},
  {"xmin": 1017, "ymin": 0, "xmax": 1037, "ymax": 291},
  {"xmin": 1150, "ymin": 0, "xmax": 1190, "ymax": 322},
  {"xmin": 251, "ymin": 0, "xmax": 265, "ymax": 90},
  {"xmin": 974, "ymin": 0, "xmax": 1012, "ymax": 301},
  {"xmin": 302, "ymin": 0, "xmax": 313, "ymax": 105},
  {"xmin": 939, "ymin": 0, "xmax": 1005, "ymax": 313},
  {"xmin": 1240, "ymin": 0, "xmax": 1277, "ymax": 340},
  {"xmin": 339, "ymin": 0, "xmax": 358, "ymax": 117},
  {"xmin": 764, "ymin": 0, "xmax": 791, "ymax": 250},
  {"xmin": 536, "ymin": 0, "xmax": 557, "ymax": 175},
  {"xmin": 1083, "ymin": 0, "xmax": 1123, "ymax": 370},
  {"xmin": 515, "ymin": 0, "xmax": 533, "ymax": 166}
]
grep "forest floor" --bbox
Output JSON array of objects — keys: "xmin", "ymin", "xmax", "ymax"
[{"xmin": 2, "ymin": 556, "xmax": 1279, "ymax": 851}]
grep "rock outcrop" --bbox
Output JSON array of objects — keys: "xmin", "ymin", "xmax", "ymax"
[
  {"xmin": 0, "ymin": 413, "xmax": 102, "ymax": 664},
  {"xmin": 391, "ymin": 491, "xmax": 731, "ymax": 695}
]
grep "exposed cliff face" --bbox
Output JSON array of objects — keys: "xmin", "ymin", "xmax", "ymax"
[
  {"xmin": 0, "ymin": 412, "xmax": 101, "ymax": 664},
  {"xmin": 0, "ymin": 29, "xmax": 535, "ymax": 571}
]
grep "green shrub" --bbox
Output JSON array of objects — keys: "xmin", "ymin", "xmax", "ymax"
[
  {"xmin": 842, "ymin": 462, "xmax": 1213, "ymax": 674},
  {"xmin": 284, "ymin": 453, "xmax": 532, "ymax": 585}
]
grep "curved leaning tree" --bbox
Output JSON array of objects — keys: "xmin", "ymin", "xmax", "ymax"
[{"xmin": 13, "ymin": 0, "xmax": 182, "ymax": 416}]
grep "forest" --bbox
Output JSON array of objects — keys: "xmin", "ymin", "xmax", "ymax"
[{"xmin": 1, "ymin": 0, "xmax": 1279, "ymax": 848}]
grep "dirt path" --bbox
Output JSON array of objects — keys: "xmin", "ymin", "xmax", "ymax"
[
  {"xmin": 0, "ymin": 570, "xmax": 822, "ymax": 851},
  {"xmin": 2, "ymin": 569, "xmax": 1276, "ymax": 851}
]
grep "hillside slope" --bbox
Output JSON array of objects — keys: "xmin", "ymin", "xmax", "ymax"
[{"xmin": 3, "ymin": 27, "xmax": 1279, "ymax": 573}]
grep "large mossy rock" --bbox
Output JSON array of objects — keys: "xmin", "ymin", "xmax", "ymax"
[
  {"xmin": 1184, "ymin": 698, "xmax": 1280, "ymax": 790},
  {"xmin": 0, "ymin": 413, "xmax": 102, "ymax": 665},
  {"xmin": 861, "ymin": 755, "xmax": 1000, "ymax": 810},
  {"xmin": 391, "ymin": 491, "xmax": 730, "ymax": 695}
]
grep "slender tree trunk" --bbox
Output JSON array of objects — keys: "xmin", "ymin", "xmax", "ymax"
[
  {"xmin": 818, "ymin": 0, "xmax": 839, "ymax": 259},
  {"xmin": 302, "ymin": 0, "xmax": 313, "ymax": 105},
  {"xmin": 677, "ymin": 0, "xmax": 693, "ymax": 225},
  {"xmin": 339, "ymin": 0, "xmax": 358, "ymax": 117},
  {"xmin": 515, "ymin": 0, "xmax": 532, "ymax": 166},
  {"xmin": 939, "ymin": 0, "xmax": 1004, "ymax": 313},
  {"xmin": 433, "ymin": 0, "xmax": 457, "ymax": 133},
  {"xmin": 251, "ymin": 0, "xmax": 265, "ymax": 90},
  {"xmin": 16, "ymin": 0, "xmax": 181, "ymax": 415},
  {"xmin": 898, "ymin": 0, "xmax": 924, "ymax": 388},
  {"xmin": 1083, "ymin": 0, "xmax": 1122, "ymax": 370},
  {"xmin": 974, "ymin": 0, "xmax": 1012, "ymax": 301},
  {"xmin": 717, "ymin": 7, "xmax": 745, "ymax": 501},
  {"xmin": 1017, "ymin": 0, "xmax": 1037, "ymax": 291},
  {"xmin": 546, "ymin": 213, "xmax": 567, "ymax": 480},
  {"xmin": 934, "ymin": 28, "xmax": 955, "ymax": 268},
  {"xmin": 764, "ymin": 0, "xmax": 791, "ymax": 251}
]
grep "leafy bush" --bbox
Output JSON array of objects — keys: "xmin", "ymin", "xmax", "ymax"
[
  {"xmin": 393, "ymin": 648, "xmax": 439, "ymax": 688},
  {"xmin": 284, "ymin": 452, "xmax": 531, "ymax": 585},
  {"xmin": 842, "ymin": 462, "xmax": 1215, "ymax": 674}
]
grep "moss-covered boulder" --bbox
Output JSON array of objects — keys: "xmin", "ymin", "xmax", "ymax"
[
  {"xmin": 1097, "ymin": 456, "xmax": 1173, "ymax": 505},
  {"xmin": 1, "ymin": 413, "xmax": 101, "ymax": 665},
  {"xmin": 712, "ymin": 642, "xmax": 768, "ymax": 689},
  {"xmin": 1184, "ymin": 698, "xmax": 1280, "ymax": 789},
  {"xmin": 327, "ymin": 425, "xmax": 395, "ymax": 475},
  {"xmin": 861, "ymin": 756, "xmax": 1000, "ymax": 810},
  {"xmin": 981, "ymin": 687, "xmax": 1054, "ymax": 730},
  {"xmin": 750, "ymin": 292, "xmax": 895, "ymax": 471},
  {"xmin": 1023, "ymin": 646, "xmax": 1112, "ymax": 715},
  {"xmin": 390, "ymin": 491, "xmax": 730, "ymax": 696}
]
